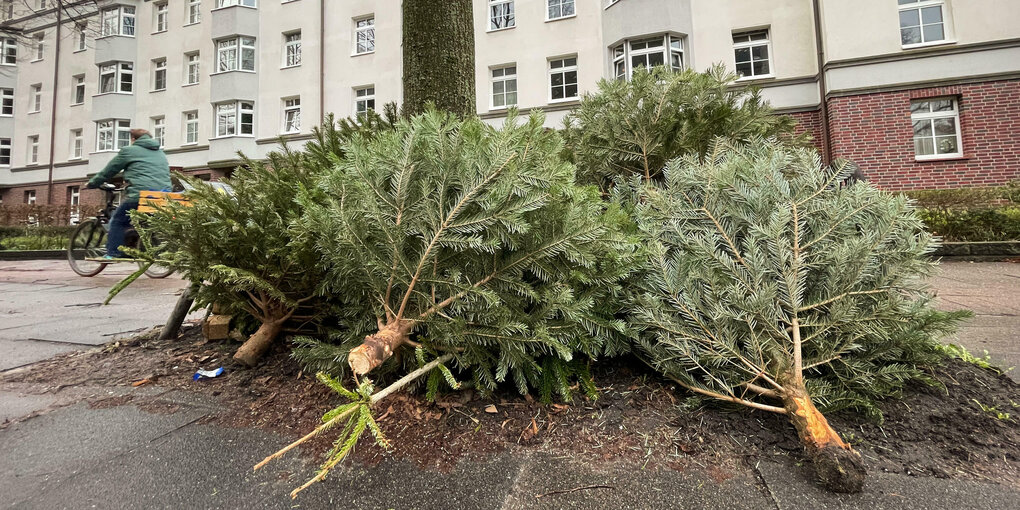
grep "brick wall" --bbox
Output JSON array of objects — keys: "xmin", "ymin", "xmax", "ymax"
[
  {"xmin": 825, "ymin": 79, "xmax": 1020, "ymax": 191},
  {"xmin": 785, "ymin": 109, "xmax": 825, "ymax": 153}
]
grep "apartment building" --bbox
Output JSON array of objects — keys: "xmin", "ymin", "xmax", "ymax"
[{"xmin": 0, "ymin": 0, "xmax": 1018, "ymax": 209}]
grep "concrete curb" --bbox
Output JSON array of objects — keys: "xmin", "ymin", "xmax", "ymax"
[
  {"xmin": 933, "ymin": 241, "xmax": 1020, "ymax": 261},
  {"xmin": 0, "ymin": 250, "xmax": 65, "ymax": 261}
]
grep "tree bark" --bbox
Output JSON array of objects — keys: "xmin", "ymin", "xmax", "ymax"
[
  {"xmin": 781, "ymin": 375, "xmax": 866, "ymax": 493},
  {"xmin": 159, "ymin": 283, "xmax": 197, "ymax": 340},
  {"xmin": 402, "ymin": 0, "xmax": 475, "ymax": 118},
  {"xmin": 233, "ymin": 319, "xmax": 285, "ymax": 367},
  {"xmin": 348, "ymin": 320, "xmax": 413, "ymax": 375}
]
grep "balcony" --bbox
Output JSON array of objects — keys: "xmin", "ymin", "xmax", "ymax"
[
  {"xmin": 602, "ymin": 0, "xmax": 693, "ymax": 48},
  {"xmin": 90, "ymin": 93, "xmax": 135, "ymax": 122},
  {"xmin": 209, "ymin": 72, "xmax": 258, "ymax": 104},
  {"xmin": 211, "ymin": 4, "xmax": 259, "ymax": 40},
  {"xmin": 93, "ymin": 35, "xmax": 136, "ymax": 65}
]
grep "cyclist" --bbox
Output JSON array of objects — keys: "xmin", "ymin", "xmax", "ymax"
[{"xmin": 86, "ymin": 129, "xmax": 172, "ymax": 259}]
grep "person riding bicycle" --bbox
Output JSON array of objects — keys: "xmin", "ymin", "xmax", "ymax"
[{"xmin": 86, "ymin": 129, "xmax": 172, "ymax": 259}]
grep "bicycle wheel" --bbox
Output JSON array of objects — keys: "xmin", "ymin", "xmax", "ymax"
[
  {"xmin": 140, "ymin": 233, "xmax": 174, "ymax": 279},
  {"xmin": 68, "ymin": 219, "xmax": 109, "ymax": 277}
]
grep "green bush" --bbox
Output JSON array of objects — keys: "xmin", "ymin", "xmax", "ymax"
[
  {"xmin": 918, "ymin": 206, "xmax": 1020, "ymax": 242},
  {"xmin": 0, "ymin": 234, "xmax": 69, "ymax": 251}
]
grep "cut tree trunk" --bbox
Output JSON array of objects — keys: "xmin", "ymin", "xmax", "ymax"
[
  {"xmin": 233, "ymin": 319, "xmax": 285, "ymax": 367},
  {"xmin": 348, "ymin": 320, "xmax": 413, "ymax": 375},
  {"xmin": 402, "ymin": 0, "xmax": 475, "ymax": 117},
  {"xmin": 780, "ymin": 375, "xmax": 866, "ymax": 493},
  {"xmin": 159, "ymin": 283, "xmax": 197, "ymax": 341}
]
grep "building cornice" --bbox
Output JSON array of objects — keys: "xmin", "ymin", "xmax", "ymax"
[
  {"xmin": 255, "ymin": 133, "xmax": 315, "ymax": 145},
  {"xmin": 478, "ymin": 100, "xmax": 580, "ymax": 120},
  {"xmin": 164, "ymin": 144, "xmax": 210, "ymax": 155},
  {"xmin": 825, "ymin": 71, "xmax": 1020, "ymax": 99},
  {"xmin": 824, "ymin": 37, "xmax": 1020, "ymax": 70}
]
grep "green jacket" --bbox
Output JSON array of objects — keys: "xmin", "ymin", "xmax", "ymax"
[{"xmin": 88, "ymin": 135, "xmax": 172, "ymax": 201}]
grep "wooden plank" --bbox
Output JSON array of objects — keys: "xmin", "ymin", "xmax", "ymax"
[{"xmin": 138, "ymin": 191, "xmax": 192, "ymax": 213}]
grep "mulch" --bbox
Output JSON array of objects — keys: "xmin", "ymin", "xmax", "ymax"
[{"xmin": 3, "ymin": 323, "xmax": 1018, "ymax": 488}]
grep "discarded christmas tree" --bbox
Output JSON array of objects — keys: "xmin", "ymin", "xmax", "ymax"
[
  {"xmin": 258, "ymin": 110, "xmax": 633, "ymax": 495},
  {"xmin": 627, "ymin": 139, "xmax": 967, "ymax": 493},
  {"xmin": 563, "ymin": 65, "xmax": 803, "ymax": 189}
]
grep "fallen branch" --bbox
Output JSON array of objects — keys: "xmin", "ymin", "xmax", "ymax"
[{"xmin": 536, "ymin": 484, "xmax": 615, "ymax": 499}]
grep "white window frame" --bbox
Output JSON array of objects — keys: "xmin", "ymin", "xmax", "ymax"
[
  {"xmin": 215, "ymin": 0, "xmax": 256, "ymax": 8},
  {"xmin": 187, "ymin": 0, "xmax": 201, "ymax": 24},
  {"xmin": 0, "ymin": 38, "xmax": 16, "ymax": 65},
  {"xmin": 69, "ymin": 185, "xmax": 80, "ymax": 207},
  {"xmin": 354, "ymin": 17, "xmax": 374, "ymax": 55},
  {"xmin": 32, "ymin": 32, "xmax": 43, "ymax": 61},
  {"xmin": 98, "ymin": 62, "xmax": 133, "ymax": 94},
  {"xmin": 0, "ymin": 137, "xmax": 10, "ymax": 166},
  {"xmin": 152, "ymin": 116, "xmax": 165, "ymax": 147},
  {"xmin": 546, "ymin": 0, "xmax": 575, "ymax": 21},
  {"xmin": 184, "ymin": 111, "xmax": 199, "ymax": 145},
  {"xmin": 29, "ymin": 84, "xmax": 41, "ymax": 113},
  {"xmin": 26, "ymin": 190, "xmax": 36, "ymax": 204},
  {"xmin": 75, "ymin": 23, "xmax": 87, "ymax": 51},
  {"xmin": 284, "ymin": 31, "xmax": 301, "ymax": 67},
  {"xmin": 100, "ymin": 6, "xmax": 135, "ymax": 38},
  {"xmin": 28, "ymin": 135, "xmax": 39, "ymax": 164},
  {"xmin": 154, "ymin": 2, "xmax": 168, "ymax": 33},
  {"xmin": 354, "ymin": 86, "xmax": 375, "ymax": 116},
  {"xmin": 548, "ymin": 56, "xmax": 578, "ymax": 103},
  {"xmin": 70, "ymin": 129, "xmax": 83, "ymax": 159},
  {"xmin": 488, "ymin": 0, "xmax": 514, "ymax": 31},
  {"xmin": 185, "ymin": 52, "xmax": 200, "ymax": 85},
  {"xmin": 95, "ymin": 119, "xmax": 131, "ymax": 152},
  {"xmin": 215, "ymin": 36, "xmax": 256, "ymax": 72},
  {"xmin": 490, "ymin": 64, "xmax": 517, "ymax": 110},
  {"xmin": 910, "ymin": 97, "xmax": 963, "ymax": 161},
  {"xmin": 214, "ymin": 101, "xmax": 254, "ymax": 137},
  {"xmin": 0, "ymin": 87, "xmax": 12, "ymax": 116},
  {"xmin": 282, "ymin": 97, "xmax": 300, "ymax": 134},
  {"xmin": 152, "ymin": 58, "xmax": 167, "ymax": 91},
  {"xmin": 612, "ymin": 34, "xmax": 684, "ymax": 80},
  {"xmin": 72, "ymin": 75, "xmax": 85, "ymax": 104},
  {"xmin": 898, "ymin": 0, "xmax": 950, "ymax": 48},
  {"xmin": 732, "ymin": 29, "xmax": 772, "ymax": 80}
]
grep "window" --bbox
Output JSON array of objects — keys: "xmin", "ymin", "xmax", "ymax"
[
  {"xmin": 152, "ymin": 116, "xmax": 165, "ymax": 147},
  {"xmin": 76, "ymin": 23, "xmax": 87, "ymax": 51},
  {"xmin": 70, "ymin": 129, "xmax": 83, "ymax": 159},
  {"xmin": 68, "ymin": 186, "xmax": 80, "ymax": 206},
  {"xmin": 152, "ymin": 58, "xmax": 167, "ymax": 91},
  {"xmin": 188, "ymin": 0, "xmax": 201, "ymax": 24},
  {"xmin": 72, "ymin": 75, "xmax": 85, "ymax": 104},
  {"xmin": 184, "ymin": 111, "xmax": 199, "ymax": 144},
  {"xmin": 282, "ymin": 97, "xmax": 300, "ymax": 133},
  {"xmin": 216, "ymin": 37, "xmax": 256, "ymax": 72},
  {"xmin": 491, "ymin": 65, "xmax": 517, "ymax": 109},
  {"xmin": 547, "ymin": 0, "xmax": 574, "ymax": 20},
  {"xmin": 898, "ymin": 0, "xmax": 946, "ymax": 46},
  {"xmin": 28, "ymin": 135, "xmax": 39, "ymax": 164},
  {"xmin": 25, "ymin": 190, "xmax": 36, "ymax": 204},
  {"xmin": 284, "ymin": 31, "xmax": 301, "ymax": 67},
  {"xmin": 612, "ymin": 35, "xmax": 683, "ymax": 80},
  {"xmin": 186, "ymin": 52, "xmax": 200, "ymax": 84},
  {"xmin": 548, "ymin": 56, "xmax": 577, "ymax": 102},
  {"xmin": 354, "ymin": 18, "xmax": 374, "ymax": 54},
  {"xmin": 96, "ymin": 119, "xmax": 131, "ymax": 151},
  {"xmin": 354, "ymin": 86, "xmax": 375, "ymax": 116},
  {"xmin": 215, "ymin": 101, "xmax": 254, "ymax": 137},
  {"xmin": 0, "ymin": 87, "xmax": 12, "ymax": 115},
  {"xmin": 911, "ymin": 97, "xmax": 961, "ymax": 159},
  {"xmin": 489, "ymin": 0, "xmax": 514, "ymax": 30},
  {"xmin": 30, "ymin": 84, "xmax": 41, "ymax": 112},
  {"xmin": 0, "ymin": 38, "xmax": 15, "ymax": 65},
  {"xmin": 98, "ymin": 62, "xmax": 133, "ymax": 93},
  {"xmin": 0, "ymin": 138, "xmax": 10, "ymax": 165},
  {"xmin": 100, "ymin": 6, "xmax": 135, "ymax": 37},
  {"xmin": 32, "ymin": 33, "xmax": 43, "ymax": 61},
  {"xmin": 215, "ymin": 0, "xmax": 256, "ymax": 7},
  {"xmin": 37, "ymin": 0, "xmax": 46, "ymax": 8},
  {"xmin": 154, "ymin": 3, "xmax": 168, "ymax": 32},
  {"xmin": 732, "ymin": 30, "xmax": 771, "ymax": 79}
]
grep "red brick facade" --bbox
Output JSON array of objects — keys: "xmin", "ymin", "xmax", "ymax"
[
  {"xmin": 799, "ymin": 78, "xmax": 1020, "ymax": 191},
  {"xmin": 0, "ymin": 168, "xmax": 227, "ymax": 207}
]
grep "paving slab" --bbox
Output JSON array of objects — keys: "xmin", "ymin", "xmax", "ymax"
[
  {"xmin": 0, "ymin": 338, "xmax": 83, "ymax": 371},
  {"xmin": 756, "ymin": 460, "xmax": 1020, "ymax": 510},
  {"xmin": 0, "ymin": 391, "xmax": 58, "ymax": 423}
]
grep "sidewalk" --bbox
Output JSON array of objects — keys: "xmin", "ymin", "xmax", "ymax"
[{"xmin": 1, "ymin": 260, "xmax": 1018, "ymax": 509}]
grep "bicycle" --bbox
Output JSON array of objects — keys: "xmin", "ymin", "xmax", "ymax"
[{"xmin": 66, "ymin": 183, "xmax": 175, "ymax": 278}]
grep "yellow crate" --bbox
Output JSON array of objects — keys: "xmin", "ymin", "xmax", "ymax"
[{"xmin": 138, "ymin": 191, "xmax": 191, "ymax": 213}]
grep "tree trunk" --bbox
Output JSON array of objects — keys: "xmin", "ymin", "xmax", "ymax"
[
  {"xmin": 781, "ymin": 375, "xmax": 866, "ymax": 493},
  {"xmin": 402, "ymin": 0, "xmax": 475, "ymax": 118},
  {"xmin": 233, "ymin": 319, "xmax": 285, "ymax": 367},
  {"xmin": 348, "ymin": 320, "xmax": 413, "ymax": 375},
  {"xmin": 159, "ymin": 283, "xmax": 197, "ymax": 340}
]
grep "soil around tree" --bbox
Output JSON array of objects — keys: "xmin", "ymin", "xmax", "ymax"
[{"xmin": 2, "ymin": 323, "xmax": 1018, "ymax": 490}]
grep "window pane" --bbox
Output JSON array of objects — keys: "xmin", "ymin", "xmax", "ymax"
[
  {"xmin": 933, "ymin": 117, "xmax": 956, "ymax": 136},
  {"xmin": 912, "ymin": 120, "xmax": 933, "ymax": 137},
  {"xmin": 931, "ymin": 99, "xmax": 954, "ymax": 112},
  {"xmin": 900, "ymin": 27, "xmax": 922, "ymax": 45},
  {"xmin": 493, "ymin": 81, "xmax": 504, "ymax": 94},
  {"xmin": 565, "ymin": 84, "xmax": 577, "ymax": 97},
  {"xmin": 935, "ymin": 135, "xmax": 958, "ymax": 154},
  {"xmin": 920, "ymin": 6, "xmax": 943, "ymax": 24},
  {"xmin": 647, "ymin": 52, "xmax": 664, "ymax": 67},
  {"xmin": 914, "ymin": 137, "xmax": 934, "ymax": 156},
  {"xmin": 751, "ymin": 45, "xmax": 768, "ymax": 60},
  {"xmin": 922, "ymin": 23, "xmax": 944, "ymax": 42},
  {"xmin": 910, "ymin": 101, "xmax": 930, "ymax": 114},
  {"xmin": 506, "ymin": 80, "xmax": 516, "ymax": 92},
  {"xmin": 551, "ymin": 85, "xmax": 563, "ymax": 99},
  {"xmin": 551, "ymin": 73, "xmax": 563, "ymax": 86},
  {"xmin": 752, "ymin": 60, "xmax": 769, "ymax": 75},
  {"xmin": 506, "ymin": 92, "xmax": 517, "ymax": 105},
  {"xmin": 734, "ymin": 47, "xmax": 751, "ymax": 63},
  {"xmin": 899, "ymin": 9, "xmax": 920, "ymax": 28}
]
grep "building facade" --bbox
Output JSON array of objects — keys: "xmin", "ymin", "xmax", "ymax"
[{"xmin": 1, "ymin": 0, "xmax": 1018, "ymax": 209}]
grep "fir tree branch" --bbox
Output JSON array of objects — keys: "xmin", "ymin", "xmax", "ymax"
[
  {"xmin": 798, "ymin": 289, "xmax": 888, "ymax": 313},
  {"xmin": 666, "ymin": 376, "xmax": 787, "ymax": 414}
]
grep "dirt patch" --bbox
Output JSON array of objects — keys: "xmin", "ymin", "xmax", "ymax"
[
  {"xmin": 87, "ymin": 395, "xmax": 135, "ymax": 409},
  {"xmin": 3, "ymin": 325, "xmax": 1018, "ymax": 488}
]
